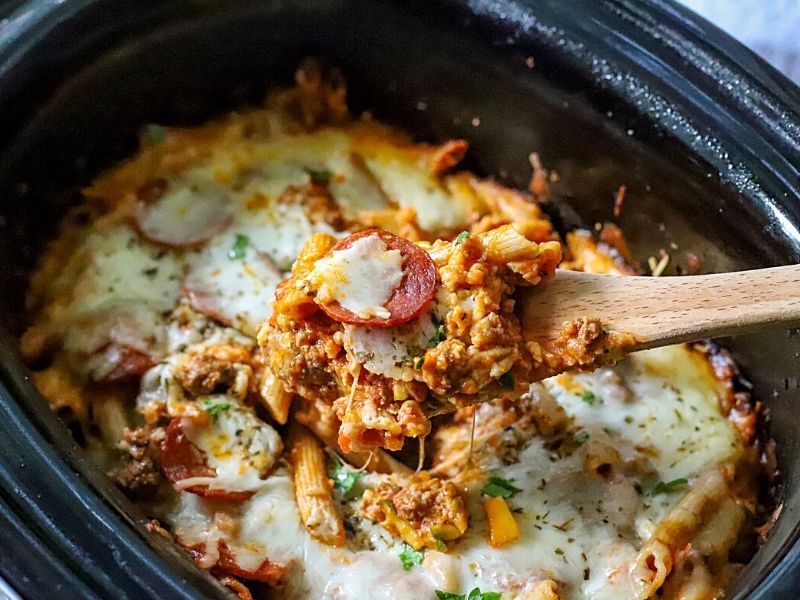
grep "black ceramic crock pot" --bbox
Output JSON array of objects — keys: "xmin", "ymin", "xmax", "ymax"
[{"xmin": 0, "ymin": 1, "xmax": 799, "ymax": 598}]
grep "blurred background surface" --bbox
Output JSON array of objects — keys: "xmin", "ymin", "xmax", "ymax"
[{"xmin": 681, "ymin": 0, "xmax": 800, "ymax": 83}]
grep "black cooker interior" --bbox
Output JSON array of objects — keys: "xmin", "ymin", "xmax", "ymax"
[{"xmin": 0, "ymin": 1, "xmax": 799, "ymax": 598}]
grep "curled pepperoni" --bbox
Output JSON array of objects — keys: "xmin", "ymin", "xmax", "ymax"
[
  {"xmin": 160, "ymin": 417, "xmax": 253, "ymax": 501},
  {"xmin": 316, "ymin": 229, "xmax": 436, "ymax": 328},
  {"xmin": 179, "ymin": 538, "xmax": 286, "ymax": 584}
]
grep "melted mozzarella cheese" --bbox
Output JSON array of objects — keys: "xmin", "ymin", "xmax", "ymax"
[
  {"xmin": 57, "ymin": 227, "xmax": 183, "ymax": 375},
  {"xmin": 183, "ymin": 234, "xmax": 284, "ymax": 336},
  {"xmin": 312, "ymin": 234, "xmax": 404, "ymax": 319},
  {"xmin": 434, "ymin": 345, "xmax": 741, "ymax": 600},
  {"xmin": 166, "ymin": 345, "xmax": 742, "ymax": 600},
  {"xmin": 181, "ymin": 398, "xmax": 283, "ymax": 493},
  {"xmin": 344, "ymin": 313, "xmax": 437, "ymax": 381},
  {"xmin": 136, "ymin": 185, "xmax": 233, "ymax": 247},
  {"xmin": 364, "ymin": 153, "xmax": 470, "ymax": 232}
]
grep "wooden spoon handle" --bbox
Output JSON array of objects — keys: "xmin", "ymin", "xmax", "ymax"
[{"xmin": 519, "ymin": 264, "xmax": 800, "ymax": 351}]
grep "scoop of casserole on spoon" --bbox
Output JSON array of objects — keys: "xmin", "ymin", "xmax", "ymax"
[{"xmin": 517, "ymin": 264, "xmax": 800, "ymax": 379}]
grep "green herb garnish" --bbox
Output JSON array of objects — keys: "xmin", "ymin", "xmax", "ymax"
[
  {"xmin": 581, "ymin": 390, "xmax": 597, "ymax": 406},
  {"xmin": 573, "ymin": 431, "xmax": 590, "ymax": 444},
  {"xmin": 144, "ymin": 124, "xmax": 167, "ymax": 144},
  {"xmin": 498, "ymin": 372, "xmax": 515, "ymax": 390},
  {"xmin": 399, "ymin": 544, "xmax": 424, "ymax": 571},
  {"xmin": 304, "ymin": 167, "xmax": 333, "ymax": 183},
  {"xmin": 328, "ymin": 457, "xmax": 363, "ymax": 499},
  {"xmin": 202, "ymin": 399, "xmax": 231, "ymax": 421},
  {"xmin": 228, "ymin": 234, "xmax": 250, "ymax": 260},
  {"xmin": 481, "ymin": 476, "xmax": 522, "ymax": 498},
  {"xmin": 652, "ymin": 478, "xmax": 689, "ymax": 495},
  {"xmin": 413, "ymin": 356, "xmax": 425, "ymax": 369},
  {"xmin": 427, "ymin": 324, "xmax": 446, "ymax": 348},
  {"xmin": 435, "ymin": 588, "xmax": 502, "ymax": 600},
  {"xmin": 454, "ymin": 231, "xmax": 470, "ymax": 245}
]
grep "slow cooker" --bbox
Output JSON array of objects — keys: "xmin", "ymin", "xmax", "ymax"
[{"xmin": 0, "ymin": 1, "xmax": 798, "ymax": 598}]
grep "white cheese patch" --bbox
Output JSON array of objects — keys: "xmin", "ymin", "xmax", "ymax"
[
  {"xmin": 344, "ymin": 313, "xmax": 438, "ymax": 381},
  {"xmin": 548, "ymin": 345, "xmax": 741, "ymax": 484},
  {"xmin": 181, "ymin": 397, "xmax": 283, "ymax": 493},
  {"xmin": 311, "ymin": 234, "xmax": 404, "ymax": 319},
  {"xmin": 135, "ymin": 185, "xmax": 233, "ymax": 247},
  {"xmin": 65, "ymin": 226, "xmax": 183, "ymax": 319},
  {"xmin": 326, "ymin": 151, "xmax": 389, "ymax": 218},
  {"xmin": 240, "ymin": 200, "xmax": 340, "ymax": 272},
  {"xmin": 365, "ymin": 154, "xmax": 470, "ymax": 232},
  {"xmin": 183, "ymin": 234, "xmax": 283, "ymax": 336},
  {"xmin": 436, "ymin": 344, "xmax": 742, "ymax": 600},
  {"xmin": 57, "ymin": 227, "xmax": 183, "ymax": 377}
]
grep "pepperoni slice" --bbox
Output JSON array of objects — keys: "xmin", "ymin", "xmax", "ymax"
[
  {"xmin": 134, "ymin": 181, "xmax": 233, "ymax": 249},
  {"xmin": 160, "ymin": 417, "xmax": 254, "ymax": 501},
  {"xmin": 316, "ymin": 229, "xmax": 436, "ymax": 328},
  {"xmin": 98, "ymin": 344, "xmax": 156, "ymax": 383},
  {"xmin": 179, "ymin": 539, "xmax": 286, "ymax": 584}
]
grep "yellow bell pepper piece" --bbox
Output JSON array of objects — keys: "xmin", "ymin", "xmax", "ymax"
[
  {"xmin": 380, "ymin": 501, "xmax": 426, "ymax": 550},
  {"xmin": 484, "ymin": 496, "xmax": 520, "ymax": 547}
]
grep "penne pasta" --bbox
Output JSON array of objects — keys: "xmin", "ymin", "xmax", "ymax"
[
  {"xmin": 294, "ymin": 398, "xmax": 412, "ymax": 475},
  {"xmin": 259, "ymin": 368, "xmax": 293, "ymax": 425},
  {"xmin": 630, "ymin": 469, "xmax": 729, "ymax": 598},
  {"xmin": 288, "ymin": 424, "xmax": 346, "ymax": 546},
  {"xmin": 582, "ymin": 440, "xmax": 622, "ymax": 478},
  {"xmin": 479, "ymin": 223, "xmax": 543, "ymax": 261},
  {"xmin": 528, "ymin": 383, "xmax": 568, "ymax": 436}
]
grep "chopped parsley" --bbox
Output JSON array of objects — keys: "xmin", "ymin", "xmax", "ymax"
[
  {"xmin": 573, "ymin": 430, "xmax": 590, "ymax": 444},
  {"xmin": 144, "ymin": 124, "xmax": 166, "ymax": 144},
  {"xmin": 228, "ymin": 234, "xmax": 250, "ymax": 260},
  {"xmin": 435, "ymin": 588, "xmax": 502, "ymax": 600},
  {"xmin": 454, "ymin": 231, "xmax": 470, "ymax": 245},
  {"xmin": 328, "ymin": 457, "xmax": 363, "ymax": 499},
  {"xmin": 427, "ymin": 324, "xmax": 447, "ymax": 348},
  {"xmin": 202, "ymin": 399, "xmax": 231, "ymax": 421},
  {"xmin": 304, "ymin": 167, "xmax": 333, "ymax": 183},
  {"xmin": 581, "ymin": 390, "xmax": 597, "ymax": 406},
  {"xmin": 652, "ymin": 478, "xmax": 689, "ymax": 495},
  {"xmin": 398, "ymin": 544, "xmax": 424, "ymax": 570},
  {"xmin": 481, "ymin": 476, "xmax": 522, "ymax": 498},
  {"xmin": 413, "ymin": 356, "xmax": 425, "ymax": 369},
  {"xmin": 498, "ymin": 372, "xmax": 515, "ymax": 389}
]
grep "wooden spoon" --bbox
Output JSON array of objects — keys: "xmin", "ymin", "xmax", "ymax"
[{"xmin": 518, "ymin": 264, "xmax": 800, "ymax": 376}]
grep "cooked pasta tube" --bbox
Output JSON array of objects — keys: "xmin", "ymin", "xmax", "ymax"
[
  {"xmin": 582, "ymin": 440, "xmax": 622, "ymax": 478},
  {"xmin": 692, "ymin": 495, "xmax": 746, "ymax": 569},
  {"xmin": 259, "ymin": 369, "xmax": 293, "ymax": 425},
  {"xmin": 288, "ymin": 424, "xmax": 346, "ymax": 546},
  {"xmin": 630, "ymin": 468, "xmax": 729, "ymax": 598},
  {"xmin": 295, "ymin": 398, "xmax": 412, "ymax": 475}
]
